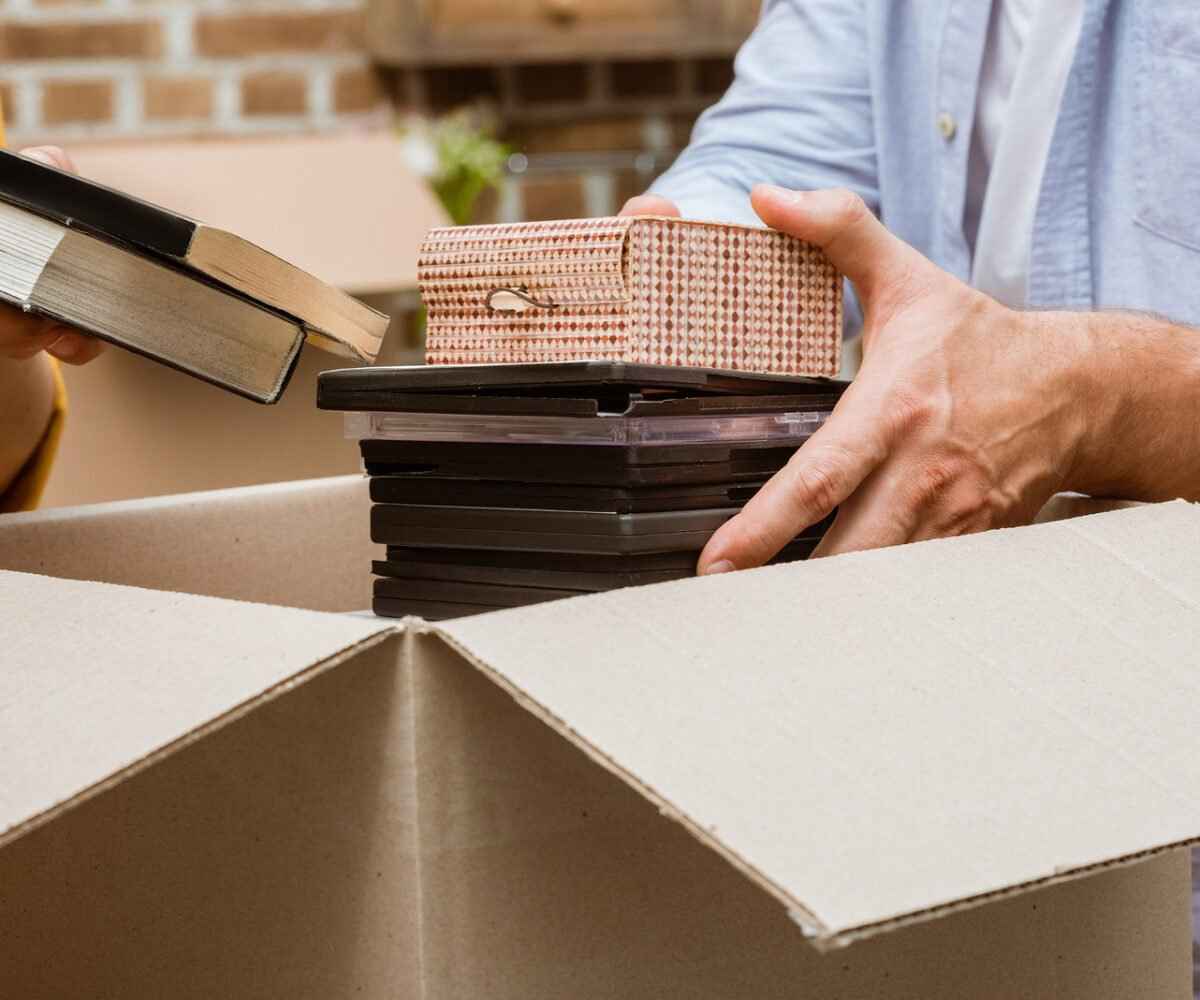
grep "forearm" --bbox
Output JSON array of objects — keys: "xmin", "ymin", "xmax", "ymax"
[
  {"xmin": 1061, "ymin": 310, "xmax": 1200, "ymax": 501},
  {"xmin": 0, "ymin": 354, "xmax": 55, "ymax": 494}
]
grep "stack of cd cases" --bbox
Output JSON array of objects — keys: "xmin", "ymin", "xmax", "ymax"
[{"xmin": 317, "ymin": 362, "xmax": 847, "ymax": 620}]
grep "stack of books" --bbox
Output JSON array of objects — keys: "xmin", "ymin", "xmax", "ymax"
[
  {"xmin": 318, "ymin": 361, "xmax": 846, "ymax": 619},
  {"xmin": 0, "ymin": 149, "xmax": 388, "ymax": 402}
]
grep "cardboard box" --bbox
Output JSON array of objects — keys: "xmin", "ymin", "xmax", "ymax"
[
  {"xmin": 40, "ymin": 135, "xmax": 448, "ymax": 508},
  {"xmin": 41, "ymin": 350, "xmax": 365, "ymax": 509},
  {"xmin": 0, "ymin": 478, "xmax": 1197, "ymax": 998}
]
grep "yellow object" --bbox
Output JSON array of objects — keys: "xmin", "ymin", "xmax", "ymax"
[
  {"xmin": 0, "ymin": 97, "xmax": 69, "ymax": 513},
  {"xmin": 0, "ymin": 359, "xmax": 67, "ymax": 514}
]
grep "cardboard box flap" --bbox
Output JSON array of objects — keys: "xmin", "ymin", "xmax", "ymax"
[
  {"xmin": 0, "ymin": 476, "xmax": 375, "ymax": 612},
  {"xmin": 0, "ymin": 569, "xmax": 394, "ymax": 850},
  {"xmin": 435, "ymin": 501, "xmax": 1200, "ymax": 947}
]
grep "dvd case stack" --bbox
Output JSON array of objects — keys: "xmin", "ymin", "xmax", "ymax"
[{"xmin": 318, "ymin": 363, "xmax": 847, "ymax": 620}]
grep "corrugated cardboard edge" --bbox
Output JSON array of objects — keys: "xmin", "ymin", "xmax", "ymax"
[
  {"xmin": 399, "ymin": 619, "xmax": 430, "ymax": 1000},
  {"xmin": 0, "ymin": 625, "xmax": 401, "ymax": 853},
  {"xmin": 418, "ymin": 607, "xmax": 1200, "ymax": 952}
]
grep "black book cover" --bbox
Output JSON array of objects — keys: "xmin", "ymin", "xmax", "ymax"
[
  {"xmin": 317, "ymin": 362, "xmax": 849, "ymax": 409},
  {"xmin": 0, "ymin": 148, "xmax": 197, "ymax": 259}
]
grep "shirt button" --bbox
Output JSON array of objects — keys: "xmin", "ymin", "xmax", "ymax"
[{"xmin": 936, "ymin": 112, "xmax": 957, "ymax": 140}]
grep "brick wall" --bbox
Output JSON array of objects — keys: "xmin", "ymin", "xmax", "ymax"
[
  {"xmin": 0, "ymin": 0, "xmax": 389, "ymax": 144},
  {"xmin": 0, "ymin": 0, "xmax": 742, "ymax": 221},
  {"xmin": 0, "ymin": 1, "xmax": 758, "ymax": 363},
  {"xmin": 393, "ymin": 56, "xmax": 736, "ymax": 222}
]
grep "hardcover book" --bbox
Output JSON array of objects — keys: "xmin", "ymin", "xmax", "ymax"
[{"xmin": 0, "ymin": 149, "xmax": 389, "ymax": 402}]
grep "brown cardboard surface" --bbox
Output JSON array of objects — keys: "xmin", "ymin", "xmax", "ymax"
[
  {"xmin": 0, "ymin": 484, "xmax": 1196, "ymax": 997},
  {"xmin": 0, "ymin": 553, "xmax": 412, "ymax": 997},
  {"xmin": 0, "ymin": 568, "xmax": 391, "ymax": 849},
  {"xmin": 0, "ymin": 474, "xmax": 375, "ymax": 611},
  {"xmin": 71, "ymin": 134, "xmax": 447, "ymax": 295},
  {"xmin": 411, "ymin": 633, "xmax": 1191, "ymax": 999},
  {"xmin": 0, "ymin": 632, "xmax": 417, "ymax": 999},
  {"xmin": 437, "ymin": 500, "xmax": 1200, "ymax": 944},
  {"xmin": 39, "ymin": 347, "xmax": 365, "ymax": 508}
]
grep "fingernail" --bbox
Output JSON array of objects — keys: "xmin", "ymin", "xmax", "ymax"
[
  {"xmin": 757, "ymin": 183, "xmax": 801, "ymax": 204},
  {"xmin": 47, "ymin": 336, "xmax": 78, "ymax": 360},
  {"xmin": 21, "ymin": 148, "xmax": 56, "ymax": 167},
  {"xmin": 702, "ymin": 559, "xmax": 736, "ymax": 576}
]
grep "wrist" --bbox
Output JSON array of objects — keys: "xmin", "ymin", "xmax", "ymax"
[
  {"xmin": 1050, "ymin": 310, "xmax": 1200, "ymax": 500},
  {"xmin": 1041, "ymin": 311, "xmax": 1116, "ymax": 496},
  {"xmin": 994, "ymin": 308, "xmax": 1106, "ymax": 498}
]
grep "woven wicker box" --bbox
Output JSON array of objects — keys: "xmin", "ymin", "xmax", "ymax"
[{"xmin": 419, "ymin": 216, "xmax": 843, "ymax": 376}]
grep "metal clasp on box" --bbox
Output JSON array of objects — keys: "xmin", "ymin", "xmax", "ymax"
[{"xmin": 486, "ymin": 285, "xmax": 558, "ymax": 314}]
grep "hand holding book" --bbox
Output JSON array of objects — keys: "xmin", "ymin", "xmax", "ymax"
[
  {"xmin": 0, "ymin": 145, "xmax": 387, "ymax": 402},
  {"xmin": 0, "ymin": 147, "xmax": 102, "ymax": 368}
]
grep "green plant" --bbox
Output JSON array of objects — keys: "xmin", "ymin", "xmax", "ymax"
[{"xmin": 399, "ymin": 108, "xmax": 511, "ymax": 226}]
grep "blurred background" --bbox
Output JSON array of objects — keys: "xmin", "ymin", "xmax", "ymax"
[{"xmin": 0, "ymin": 0, "xmax": 760, "ymax": 506}]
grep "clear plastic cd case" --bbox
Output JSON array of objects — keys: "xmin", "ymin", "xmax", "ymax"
[{"xmin": 345, "ymin": 408, "xmax": 829, "ymax": 446}]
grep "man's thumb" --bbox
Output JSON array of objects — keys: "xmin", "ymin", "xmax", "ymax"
[
  {"xmin": 750, "ymin": 184, "xmax": 926, "ymax": 301},
  {"xmin": 19, "ymin": 145, "xmax": 75, "ymax": 174}
]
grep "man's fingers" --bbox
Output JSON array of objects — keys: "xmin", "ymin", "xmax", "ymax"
[
  {"xmin": 750, "ymin": 184, "xmax": 929, "ymax": 301},
  {"xmin": 0, "ymin": 313, "xmax": 63, "ymax": 359},
  {"xmin": 2, "ymin": 151, "xmax": 98, "ymax": 364},
  {"xmin": 0, "ymin": 311, "xmax": 103, "ymax": 364},
  {"xmin": 619, "ymin": 194, "xmax": 681, "ymax": 218},
  {"xmin": 698, "ymin": 435, "xmax": 879, "ymax": 573},
  {"xmin": 19, "ymin": 145, "xmax": 75, "ymax": 173},
  {"xmin": 808, "ymin": 474, "xmax": 915, "ymax": 558},
  {"xmin": 46, "ymin": 330, "xmax": 105, "ymax": 365},
  {"xmin": 697, "ymin": 403, "xmax": 889, "ymax": 573}
]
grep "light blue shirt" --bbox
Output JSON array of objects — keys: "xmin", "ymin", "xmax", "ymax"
[{"xmin": 652, "ymin": 0, "xmax": 1200, "ymax": 330}]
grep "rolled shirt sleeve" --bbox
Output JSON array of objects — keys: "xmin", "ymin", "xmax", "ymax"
[{"xmin": 650, "ymin": 0, "xmax": 879, "ymax": 226}]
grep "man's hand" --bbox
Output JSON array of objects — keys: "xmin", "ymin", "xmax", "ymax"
[
  {"xmin": 0, "ymin": 146, "xmax": 102, "ymax": 499},
  {"xmin": 697, "ymin": 184, "xmax": 1107, "ymax": 572},
  {"xmin": 0, "ymin": 147, "xmax": 104, "ymax": 366},
  {"xmin": 618, "ymin": 194, "xmax": 680, "ymax": 218}
]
